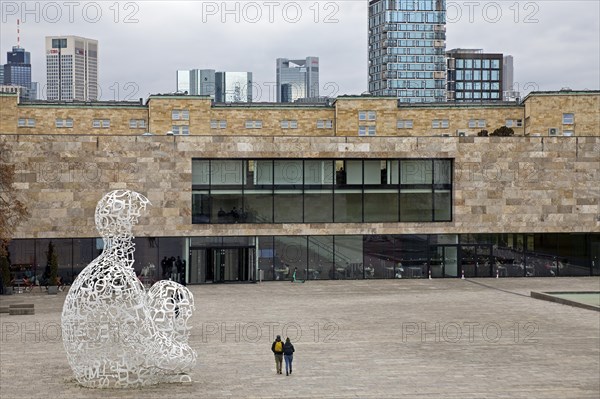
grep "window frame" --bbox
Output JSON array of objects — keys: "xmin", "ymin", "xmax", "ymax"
[{"xmin": 562, "ymin": 113, "xmax": 574, "ymax": 125}]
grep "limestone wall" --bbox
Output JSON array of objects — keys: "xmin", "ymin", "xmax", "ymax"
[{"xmin": 2, "ymin": 134, "xmax": 598, "ymax": 239}]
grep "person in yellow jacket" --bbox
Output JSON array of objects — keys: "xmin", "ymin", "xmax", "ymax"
[{"xmin": 271, "ymin": 335, "xmax": 284, "ymax": 374}]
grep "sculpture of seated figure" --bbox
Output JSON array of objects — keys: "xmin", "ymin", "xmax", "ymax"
[{"xmin": 61, "ymin": 190, "xmax": 196, "ymax": 388}]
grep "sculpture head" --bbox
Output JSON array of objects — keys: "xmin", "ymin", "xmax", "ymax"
[{"xmin": 95, "ymin": 190, "xmax": 151, "ymax": 238}]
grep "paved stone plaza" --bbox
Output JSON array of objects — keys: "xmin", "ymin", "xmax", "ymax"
[{"xmin": 1, "ymin": 277, "xmax": 599, "ymax": 399}]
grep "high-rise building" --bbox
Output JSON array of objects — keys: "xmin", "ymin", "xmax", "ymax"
[
  {"xmin": 176, "ymin": 70, "xmax": 190, "ymax": 93},
  {"xmin": 215, "ymin": 72, "xmax": 252, "ymax": 103},
  {"xmin": 446, "ymin": 49, "xmax": 503, "ymax": 102},
  {"xmin": 276, "ymin": 57, "xmax": 319, "ymax": 102},
  {"xmin": 45, "ymin": 36, "xmax": 98, "ymax": 101},
  {"xmin": 502, "ymin": 55, "xmax": 519, "ymax": 101},
  {"xmin": 368, "ymin": 0, "xmax": 446, "ymax": 103},
  {"xmin": 3, "ymin": 46, "xmax": 36, "ymax": 100}
]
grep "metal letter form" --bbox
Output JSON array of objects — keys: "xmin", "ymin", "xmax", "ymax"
[{"xmin": 61, "ymin": 190, "xmax": 196, "ymax": 388}]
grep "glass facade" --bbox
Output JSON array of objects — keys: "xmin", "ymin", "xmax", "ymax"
[
  {"xmin": 446, "ymin": 50, "xmax": 503, "ymax": 102},
  {"xmin": 368, "ymin": 0, "xmax": 446, "ymax": 102},
  {"xmin": 5, "ymin": 233, "xmax": 597, "ymax": 286},
  {"xmin": 276, "ymin": 57, "xmax": 319, "ymax": 102},
  {"xmin": 4, "ymin": 46, "xmax": 34, "ymax": 100},
  {"xmin": 215, "ymin": 72, "xmax": 252, "ymax": 103},
  {"xmin": 192, "ymin": 158, "xmax": 453, "ymax": 224}
]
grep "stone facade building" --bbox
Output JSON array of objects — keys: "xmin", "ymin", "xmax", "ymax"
[{"xmin": 1, "ymin": 90, "xmax": 598, "ymax": 284}]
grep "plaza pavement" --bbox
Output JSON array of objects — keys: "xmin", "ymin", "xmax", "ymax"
[{"xmin": 1, "ymin": 277, "xmax": 599, "ymax": 399}]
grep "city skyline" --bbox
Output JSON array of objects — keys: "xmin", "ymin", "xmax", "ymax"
[{"xmin": 0, "ymin": 1, "xmax": 598, "ymax": 102}]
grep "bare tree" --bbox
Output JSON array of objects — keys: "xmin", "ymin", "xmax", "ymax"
[{"xmin": 0, "ymin": 141, "xmax": 29, "ymax": 257}]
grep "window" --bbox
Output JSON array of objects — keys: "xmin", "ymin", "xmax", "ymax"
[
  {"xmin": 192, "ymin": 158, "xmax": 453, "ymax": 224},
  {"xmin": 245, "ymin": 120, "xmax": 263, "ymax": 129},
  {"xmin": 469, "ymin": 119, "xmax": 486, "ymax": 128},
  {"xmin": 129, "ymin": 119, "xmax": 146, "ymax": 129},
  {"xmin": 172, "ymin": 125, "xmax": 190, "ymax": 135},
  {"xmin": 359, "ymin": 126, "xmax": 376, "ymax": 136},
  {"xmin": 172, "ymin": 110, "xmax": 190, "ymax": 120},
  {"xmin": 56, "ymin": 118, "xmax": 73, "ymax": 128},
  {"xmin": 505, "ymin": 119, "xmax": 523, "ymax": 128},
  {"xmin": 397, "ymin": 119, "xmax": 413, "ymax": 129},
  {"xmin": 280, "ymin": 120, "xmax": 298, "ymax": 129},
  {"xmin": 433, "ymin": 120, "xmax": 449, "ymax": 129},
  {"xmin": 18, "ymin": 118, "xmax": 25, "ymax": 127},
  {"xmin": 210, "ymin": 120, "xmax": 227, "ymax": 129},
  {"xmin": 26, "ymin": 118, "xmax": 35, "ymax": 127},
  {"xmin": 433, "ymin": 119, "xmax": 448, "ymax": 129},
  {"xmin": 562, "ymin": 113, "xmax": 574, "ymax": 124},
  {"xmin": 92, "ymin": 119, "xmax": 110, "ymax": 128},
  {"xmin": 359, "ymin": 111, "xmax": 376, "ymax": 121},
  {"xmin": 317, "ymin": 119, "xmax": 333, "ymax": 129}
]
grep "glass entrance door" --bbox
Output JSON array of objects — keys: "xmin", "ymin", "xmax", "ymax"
[
  {"xmin": 429, "ymin": 245, "xmax": 458, "ymax": 277},
  {"xmin": 190, "ymin": 247, "xmax": 254, "ymax": 283},
  {"xmin": 461, "ymin": 245, "xmax": 492, "ymax": 277}
]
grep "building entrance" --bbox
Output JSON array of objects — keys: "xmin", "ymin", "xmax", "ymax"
[{"xmin": 189, "ymin": 247, "xmax": 254, "ymax": 283}]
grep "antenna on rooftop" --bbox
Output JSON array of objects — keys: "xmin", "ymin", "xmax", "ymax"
[{"xmin": 17, "ymin": 19, "xmax": 20, "ymax": 48}]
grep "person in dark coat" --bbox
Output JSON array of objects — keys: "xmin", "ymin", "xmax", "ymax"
[
  {"xmin": 283, "ymin": 337, "xmax": 295, "ymax": 376},
  {"xmin": 161, "ymin": 256, "xmax": 168, "ymax": 278}
]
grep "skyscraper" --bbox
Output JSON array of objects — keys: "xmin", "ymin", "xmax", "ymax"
[
  {"xmin": 45, "ymin": 36, "xmax": 98, "ymax": 101},
  {"xmin": 215, "ymin": 72, "xmax": 252, "ymax": 103},
  {"xmin": 3, "ymin": 46, "xmax": 36, "ymax": 100},
  {"xmin": 368, "ymin": 0, "xmax": 446, "ymax": 103},
  {"xmin": 502, "ymin": 55, "xmax": 519, "ymax": 101},
  {"xmin": 276, "ymin": 57, "xmax": 319, "ymax": 102},
  {"xmin": 446, "ymin": 49, "xmax": 503, "ymax": 102},
  {"xmin": 176, "ymin": 69, "xmax": 217, "ymax": 98}
]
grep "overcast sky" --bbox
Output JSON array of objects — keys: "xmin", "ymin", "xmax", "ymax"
[{"xmin": 1, "ymin": 0, "xmax": 598, "ymax": 101}]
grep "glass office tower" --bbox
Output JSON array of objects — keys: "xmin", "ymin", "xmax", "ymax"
[
  {"xmin": 215, "ymin": 72, "xmax": 252, "ymax": 103},
  {"xmin": 368, "ymin": 0, "xmax": 446, "ymax": 103},
  {"xmin": 4, "ymin": 46, "xmax": 35, "ymax": 100},
  {"xmin": 446, "ymin": 49, "xmax": 503, "ymax": 102},
  {"xmin": 276, "ymin": 57, "xmax": 319, "ymax": 102}
]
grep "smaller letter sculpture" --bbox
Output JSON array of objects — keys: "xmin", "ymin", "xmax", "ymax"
[{"xmin": 61, "ymin": 190, "xmax": 196, "ymax": 388}]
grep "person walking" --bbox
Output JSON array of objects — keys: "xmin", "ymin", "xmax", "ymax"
[
  {"xmin": 271, "ymin": 335, "xmax": 284, "ymax": 374},
  {"xmin": 283, "ymin": 337, "xmax": 295, "ymax": 376}
]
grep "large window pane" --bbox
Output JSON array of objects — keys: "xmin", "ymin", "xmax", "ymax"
[
  {"xmin": 334, "ymin": 191, "xmax": 362, "ymax": 222},
  {"xmin": 364, "ymin": 191, "xmax": 398, "ymax": 222},
  {"xmin": 401, "ymin": 160, "xmax": 432, "ymax": 184},
  {"xmin": 274, "ymin": 160, "xmax": 303, "ymax": 185},
  {"xmin": 434, "ymin": 160, "xmax": 451, "ymax": 184},
  {"xmin": 400, "ymin": 191, "xmax": 432, "ymax": 221},
  {"xmin": 308, "ymin": 236, "xmax": 334, "ymax": 280},
  {"xmin": 255, "ymin": 160, "xmax": 273, "ymax": 185},
  {"xmin": 334, "ymin": 236, "xmax": 363, "ymax": 279},
  {"xmin": 211, "ymin": 160, "xmax": 244, "ymax": 185},
  {"xmin": 244, "ymin": 191, "xmax": 273, "ymax": 223},
  {"xmin": 192, "ymin": 191, "xmax": 210, "ymax": 223},
  {"xmin": 434, "ymin": 190, "xmax": 451, "ymax": 221},
  {"xmin": 212, "ymin": 192, "xmax": 243, "ymax": 223},
  {"xmin": 305, "ymin": 160, "xmax": 334, "ymax": 184},
  {"xmin": 364, "ymin": 160, "xmax": 383, "ymax": 184},
  {"xmin": 192, "ymin": 160, "xmax": 210, "ymax": 185},
  {"xmin": 274, "ymin": 236, "xmax": 307, "ymax": 281},
  {"xmin": 258, "ymin": 236, "xmax": 274, "ymax": 281},
  {"xmin": 345, "ymin": 160, "xmax": 363, "ymax": 184},
  {"xmin": 274, "ymin": 191, "xmax": 303, "ymax": 223},
  {"xmin": 304, "ymin": 191, "xmax": 333, "ymax": 223}
]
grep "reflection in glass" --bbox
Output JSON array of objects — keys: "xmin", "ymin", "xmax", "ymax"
[{"xmin": 401, "ymin": 191, "xmax": 432, "ymax": 222}]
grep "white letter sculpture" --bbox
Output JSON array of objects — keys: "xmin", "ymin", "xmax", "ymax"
[{"xmin": 61, "ymin": 190, "xmax": 196, "ymax": 388}]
